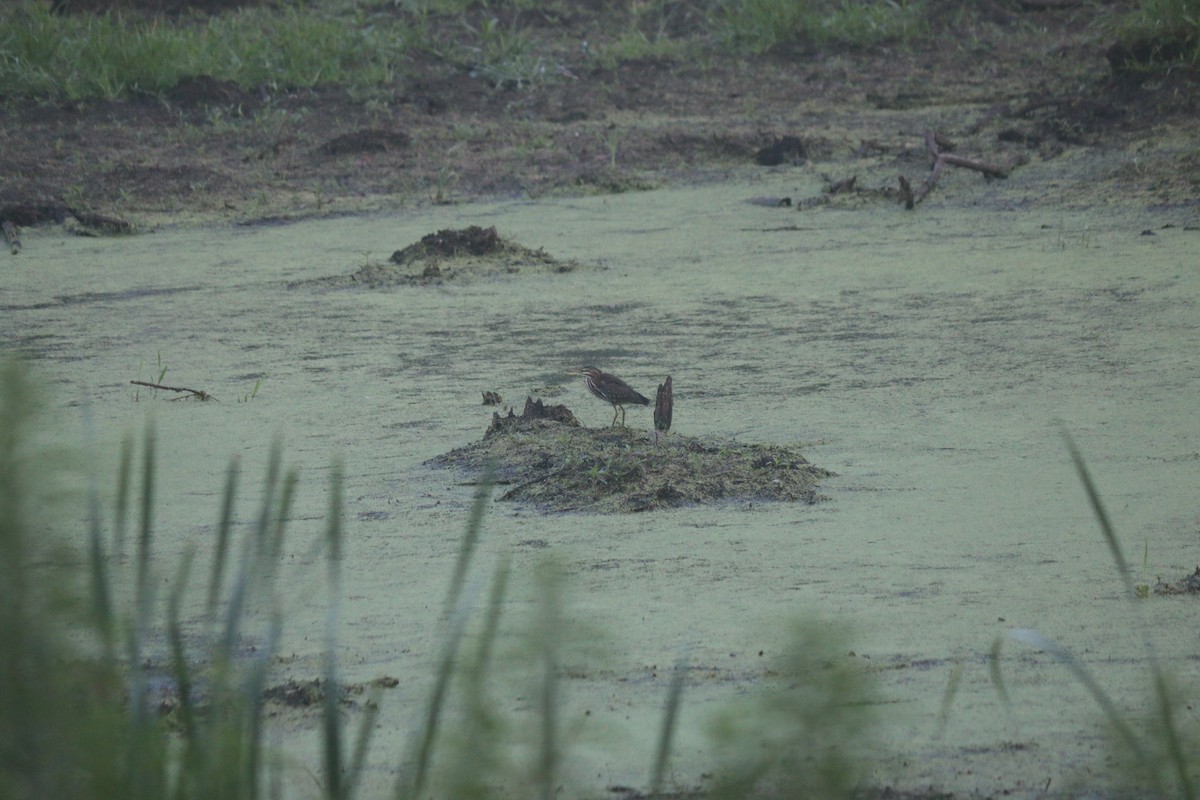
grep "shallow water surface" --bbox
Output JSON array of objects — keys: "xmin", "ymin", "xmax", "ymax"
[{"xmin": 4, "ymin": 180, "xmax": 1198, "ymax": 797}]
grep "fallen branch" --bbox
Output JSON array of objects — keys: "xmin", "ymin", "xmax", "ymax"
[
  {"xmin": 902, "ymin": 129, "xmax": 1010, "ymax": 208},
  {"xmin": 69, "ymin": 208, "xmax": 135, "ymax": 235},
  {"xmin": 130, "ymin": 380, "xmax": 217, "ymax": 401}
]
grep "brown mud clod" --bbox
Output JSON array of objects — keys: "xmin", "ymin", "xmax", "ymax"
[
  {"xmin": 294, "ymin": 225, "xmax": 580, "ymax": 289},
  {"xmin": 429, "ymin": 396, "xmax": 832, "ymax": 514},
  {"xmin": 1152, "ymin": 566, "xmax": 1200, "ymax": 596}
]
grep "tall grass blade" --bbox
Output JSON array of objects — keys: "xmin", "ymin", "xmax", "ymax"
[
  {"xmin": 398, "ymin": 576, "xmax": 485, "ymax": 800},
  {"xmin": 80, "ymin": 399, "xmax": 117, "ymax": 658},
  {"xmin": 244, "ymin": 613, "xmax": 284, "ymax": 800},
  {"xmin": 1061, "ymin": 429, "xmax": 1134, "ymax": 597},
  {"xmin": 268, "ymin": 466, "xmax": 299, "ymax": 565},
  {"xmin": 1008, "ymin": 628, "xmax": 1153, "ymax": 776},
  {"xmin": 1148, "ymin": 666, "xmax": 1197, "ymax": 800},
  {"xmin": 395, "ymin": 461, "xmax": 497, "ymax": 799},
  {"xmin": 535, "ymin": 564, "xmax": 563, "ymax": 800},
  {"xmin": 650, "ymin": 650, "xmax": 690, "ymax": 794},
  {"xmin": 221, "ymin": 542, "xmax": 253, "ymax": 660},
  {"xmin": 254, "ymin": 438, "xmax": 283, "ymax": 559},
  {"xmin": 134, "ymin": 422, "xmax": 156, "ymax": 646},
  {"xmin": 323, "ymin": 459, "xmax": 346, "ymax": 800},
  {"xmin": 445, "ymin": 553, "xmax": 512, "ymax": 800},
  {"xmin": 114, "ymin": 433, "xmax": 133, "ymax": 554},
  {"xmin": 206, "ymin": 456, "xmax": 240, "ymax": 620},
  {"xmin": 1062, "ymin": 429, "xmax": 1195, "ymax": 799},
  {"xmin": 87, "ymin": 475, "xmax": 116, "ymax": 659},
  {"xmin": 222, "ymin": 443, "xmax": 283, "ymax": 658},
  {"xmin": 127, "ymin": 423, "xmax": 157, "ymax": 795},
  {"xmin": 443, "ymin": 459, "xmax": 496, "ymax": 616},
  {"xmin": 167, "ymin": 546, "xmax": 199, "ymax": 740},
  {"xmin": 476, "ymin": 552, "xmax": 510, "ymax": 676}
]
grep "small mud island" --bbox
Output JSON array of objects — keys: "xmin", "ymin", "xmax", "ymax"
[
  {"xmin": 293, "ymin": 225, "xmax": 582, "ymax": 289},
  {"xmin": 429, "ymin": 397, "xmax": 833, "ymax": 514}
]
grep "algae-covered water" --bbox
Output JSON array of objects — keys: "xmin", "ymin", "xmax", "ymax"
[{"xmin": 4, "ymin": 175, "xmax": 1198, "ymax": 797}]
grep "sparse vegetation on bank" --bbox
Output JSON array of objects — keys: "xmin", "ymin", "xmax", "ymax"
[
  {"xmin": 2, "ymin": 0, "xmax": 1195, "ymax": 104},
  {"xmin": 1108, "ymin": 0, "xmax": 1200, "ymax": 70},
  {"xmin": 1, "ymin": 0, "xmax": 1196, "ymax": 225}
]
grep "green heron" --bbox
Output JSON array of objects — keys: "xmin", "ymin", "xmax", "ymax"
[{"xmin": 570, "ymin": 366, "xmax": 649, "ymax": 427}]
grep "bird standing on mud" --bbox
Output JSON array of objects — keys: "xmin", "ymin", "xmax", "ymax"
[{"xmin": 569, "ymin": 366, "xmax": 650, "ymax": 427}]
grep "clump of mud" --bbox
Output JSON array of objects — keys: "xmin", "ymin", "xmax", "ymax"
[
  {"xmin": 1153, "ymin": 566, "xmax": 1200, "ymax": 596},
  {"xmin": 428, "ymin": 397, "xmax": 833, "ymax": 514},
  {"xmin": 293, "ymin": 225, "xmax": 580, "ymax": 289}
]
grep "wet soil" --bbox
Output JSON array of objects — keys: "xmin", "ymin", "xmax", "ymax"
[{"xmin": 3, "ymin": 0, "xmax": 1199, "ymax": 229}]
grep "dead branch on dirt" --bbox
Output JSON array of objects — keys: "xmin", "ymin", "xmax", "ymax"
[
  {"xmin": 69, "ymin": 209, "xmax": 134, "ymax": 235},
  {"xmin": 901, "ymin": 130, "xmax": 1010, "ymax": 208},
  {"xmin": 2, "ymin": 221, "xmax": 19, "ymax": 254},
  {"xmin": 829, "ymin": 175, "xmax": 857, "ymax": 194},
  {"xmin": 130, "ymin": 380, "xmax": 216, "ymax": 401}
]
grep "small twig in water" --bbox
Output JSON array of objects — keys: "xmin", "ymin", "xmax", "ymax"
[{"xmin": 130, "ymin": 380, "xmax": 217, "ymax": 401}]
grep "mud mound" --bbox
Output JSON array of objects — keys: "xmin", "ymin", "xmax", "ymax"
[
  {"xmin": 1153, "ymin": 566, "xmax": 1200, "ymax": 596},
  {"xmin": 429, "ymin": 397, "xmax": 832, "ymax": 514},
  {"xmin": 293, "ymin": 225, "xmax": 581, "ymax": 289}
]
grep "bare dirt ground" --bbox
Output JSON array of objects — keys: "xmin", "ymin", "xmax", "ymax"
[{"xmin": 2, "ymin": 0, "xmax": 1199, "ymax": 230}]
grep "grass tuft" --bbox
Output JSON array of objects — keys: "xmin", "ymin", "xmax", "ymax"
[
  {"xmin": 715, "ymin": 0, "xmax": 925, "ymax": 53},
  {"xmin": 706, "ymin": 618, "xmax": 878, "ymax": 800},
  {"xmin": 0, "ymin": 0, "xmax": 409, "ymax": 99},
  {"xmin": 1108, "ymin": 0, "xmax": 1200, "ymax": 70}
]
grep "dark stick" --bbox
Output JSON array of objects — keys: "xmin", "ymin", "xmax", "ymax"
[
  {"xmin": 940, "ymin": 152, "xmax": 1009, "ymax": 178},
  {"xmin": 903, "ymin": 129, "xmax": 1009, "ymax": 208},
  {"xmin": 913, "ymin": 155, "xmax": 947, "ymax": 206},
  {"xmin": 130, "ymin": 380, "xmax": 216, "ymax": 401}
]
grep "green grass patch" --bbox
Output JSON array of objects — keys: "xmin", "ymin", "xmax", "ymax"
[
  {"xmin": 0, "ymin": 1, "xmax": 409, "ymax": 99},
  {"xmin": 714, "ymin": 0, "xmax": 926, "ymax": 53},
  {"xmin": 1109, "ymin": 0, "xmax": 1200, "ymax": 69}
]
